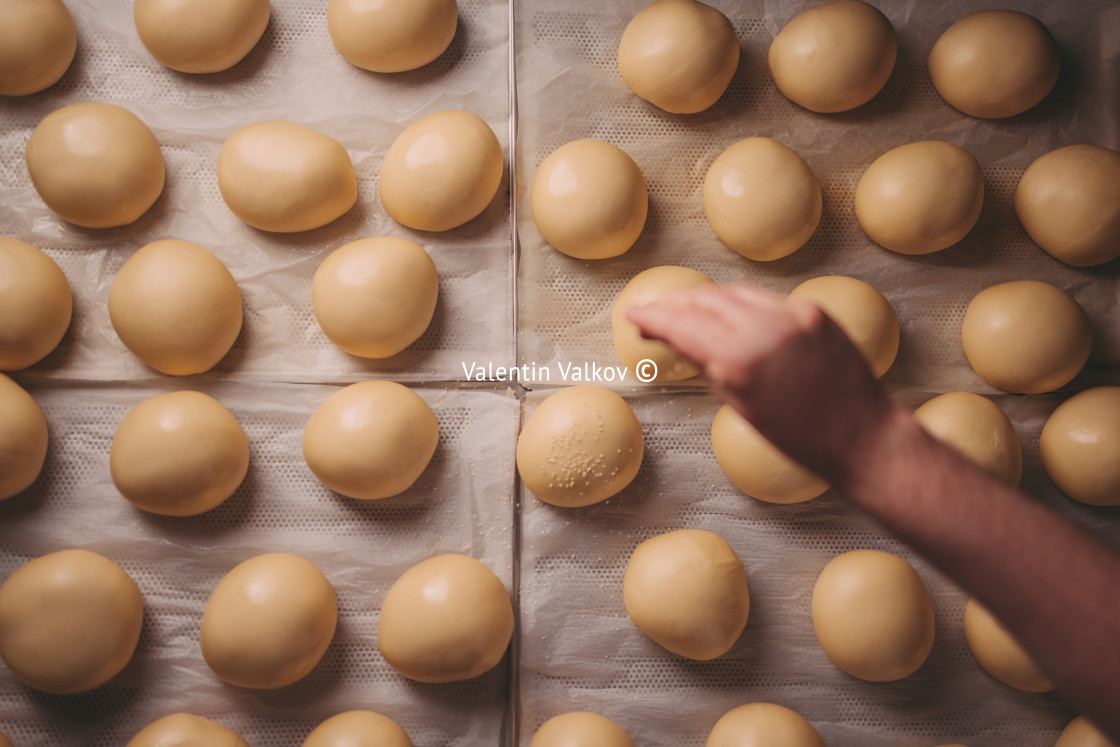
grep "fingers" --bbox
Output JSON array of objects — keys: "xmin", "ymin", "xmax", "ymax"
[{"xmin": 625, "ymin": 296, "xmax": 736, "ymax": 367}]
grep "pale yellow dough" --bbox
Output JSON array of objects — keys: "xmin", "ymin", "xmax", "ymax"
[
  {"xmin": 302, "ymin": 380, "xmax": 438, "ymax": 500},
  {"xmin": 25, "ymin": 103, "xmax": 165, "ymax": 228},
  {"xmin": 706, "ymin": 703, "xmax": 824, "ymax": 747},
  {"xmin": 328, "ymin": 0, "xmax": 457, "ymax": 73},
  {"xmin": 0, "ymin": 237, "xmax": 72, "ymax": 371},
  {"xmin": 378, "ymin": 553, "xmax": 514, "ymax": 683},
  {"xmin": 787, "ymin": 275, "xmax": 898, "ymax": 379},
  {"xmin": 530, "ymin": 712, "xmax": 635, "ymax": 747},
  {"xmin": 0, "ymin": 373, "xmax": 48, "ymax": 501},
  {"xmin": 0, "ymin": 730, "xmax": 11, "ymax": 747},
  {"xmin": 127, "ymin": 713, "xmax": 249, "ymax": 747},
  {"xmin": 0, "ymin": 0, "xmax": 76, "ymax": 95},
  {"xmin": 811, "ymin": 549, "xmax": 934, "ymax": 681},
  {"xmin": 1040, "ymin": 387, "xmax": 1120, "ymax": 506},
  {"xmin": 1056, "ymin": 717, "xmax": 1119, "ymax": 747},
  {"xmin": 913, "ymin": 392, "xmax": 1022, "ymax": 487},
  {"xmin": 530, "ymin": 139, "xmax": 648, "ymax": 260},
  {"xmin": 0, "ymin": 549, "xmax": 143, "ymax": 694},
  {"xmin": 134, "ymin": 0, "xmax": 270, "ymax": 74},
  {"xmin": 617, "ymin": 0, "xmax": 739, "ymax": 114},
  {"xmin": 201, "ymin": 553, "xmax": 337, "ymax": 689},
  {"xmin": 312, "ymin": 237, "xmax": 438, "ymax": 359},
  {"xmin": 962, "ymin": 280, "xmax": 1091, "ymax": 394},
  {"xmin": 623, "ymin": 529, "xmax": 749, "ymax": 660},
  {"xmin": 302, "ymin": 710, "xmax": 414, "ymax": 747},
  {"xmin": 963, "ymin": 598, "xmax": 1053, "ymax": 693},
  {"xmin": 108, "ymin": 239, "xmax": 243, "ymax": 376}
]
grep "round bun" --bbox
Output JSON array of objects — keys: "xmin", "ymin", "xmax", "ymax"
[
  {"xmin": 962, "ymin": 280, "xmax": 1091, "ymax": 394},
  {"xmin": 378, "ymin": 553, "xmax": 514, "ymax": 683},
  {"xmin": 1040, "ymin": 387, "xmax": 1120, "ymax": 506},
  {"xmin": 964, "ymin": 598, "xmax": 1053, "ymax": 693},
  {"xmin": 0, "ymin": 237, "xmax": 72, "ymax": 371},
  {"xmin": 530, "ymin": 712, "xmax": 634, "ymax": 747},
  {"xmin": 913, "ymin": 392, "xmax": 1022, "ymax": 486},
  {"xmin": 623, "ymin": 529, "xmax": 749, "ymax": 660},
  {"xmin": 127, "ymin": 713, "xmax": 249, "ymax": 747},
  {"xmin": 108, "ymin": 239, "xmax": 243, "ymax": 376},
  {"xmin": 1056, "ymin": 716, "xmax": 1118, "ymax": 747},
  {"xmin": 0, "ymin": 373, "xmax": 48, "ymax": 501},
  {"xmin": 768, "ymin": 0, "xmax": 896, "ymax": 113},
  {"xmin": 0, "ymin": 549, "xmax": 143, "ymax": 694},
  {"xmin": 380, "ymin": 110, "xmax": 503, "ymax": 232},
  {"xmin": 0, "ymin": 0, "xmax": 76, "ymax": 95},
  {"xmin": 26, "ymin": 103, "xmax": 165, "ymax": 229},
  {"xmin": 312, "ymin": 237, "xmax": 438, "ymax": 359},
  {"xmin": 706, "ymin": 703, "xmax": 824, "ymax": 747},
  {"xmin": 617, "ymin": 0, "xmax": 739, "ymax": 114},
  {"xmin": 704, "ymin": 137, "xmax": 821, "ymax": 261},
  {"xmin": 928, "ymin": 10, "xmax": 1059, "ymax": 119},
  {"xmin": 302, "ymin": 710, "xmax": 414, "ymax": 747},
  {"xmin": 201, "ymin": 553, "xmax": 337, "ymax": 689},
  {"xmin": 811, "ymin": 549, "xmax": 934, "ymax": 681},
  {"xmin": 855, "ymin": 141, "xmax": 984, "ymax": 255},
  {"xmin": 1015, "ymin": 145, "xmax": 1120, "ymax": 267},
  {"xmin": 328, "ymin": 0, "xmax": 456, "ymax": 73},
  {"xmin": 134, "ymin": 0, "xmax": 269, "ymax": 73},
  {"xmin": 787, "ymin": 276, "xmax": 898, "ymax": 379},
  {"xmin": 530, "ymin": 139, "xmax": 647, "ymax": 260}
]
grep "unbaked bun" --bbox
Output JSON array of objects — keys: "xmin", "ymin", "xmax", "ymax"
[
  {"xmin": 302, "ymin": 710, "xmax": 414, "ymax": 747},
  {"xmin": 0, "ymin": 237, "xmax": 72, "ymax": 371},
  {"xmin": 328, "ymin": 0, "xmax": 457, "ymax": 73},
  {"xmin": 0, "ymin": 373, "xmax": 48, "ymax": 501},
  {"xmin": 706, "ymin": 703, "xmax": 824, "ymax": 747},
  {"xmin": 127, "ymin": 713, "xmax": 249, "ymax": 747},
  {"xmin": 530, "ymin": 712, "xmax": 634, "ymax": 747},
  {"xmin": 963, "ymin": 598, "xmax": 1053, "ymax": 693},
  {"xmin": 913, "ymin": 392, "xmax": 1022, "ymax": 487},
  {"xmin": 0, "ymin": 0, "xmax": 76, "ymax": 95},
  {"xmin": 787, "ymin": 275, "xmax": 898, "ymax": 379},
  {"xmin": 1040, "ymin": 387, "xmax": 1120, "ymax": 506},
  {"xmin": 134, "ymin": 0, "xmax": 270, "ymax": 73},
  {"xmin": 1056, "ymin": 716, "xmax": 1118, "ymax": 747}
]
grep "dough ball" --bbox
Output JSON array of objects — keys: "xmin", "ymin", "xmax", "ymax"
[
  {"xmin": 25, "ymin": 103, "xmax": 165, "ymax": 229},
  {"xmin": 1056, "ymin": 717, "xmax": 1119, "ymax": 747},
  {"xmin": 0, "ymin": 549, "xmax": 142, "ymax": 694},
  {"xmin": 110, "ymin": 391, "xmax": 249, "ymax": 516},
  {"xmin": 108, "ymin": 239, "xmax": 243, "ymax": 376},
  {"xmin": 530, "ymin": 712, "xmax": 634, "ymax": 747},
  {"xmin": 516, "ymin": 385, "xmax": 644, "ymax": 508},
  {"xmin": 380, "ymin": 110, "xmax": 503, "ymax": 232},
  {"xmin": 134, "ymin": 0, "xmax": 269, "ymax": 74},
  {"xmin": 0, "ymin": 730, "xmax": 10, "ymax": 747},
  {"xmin": 1040, "ymin": 387, "xmax": 1120, "ymax": 506},
  {"xmin": 963, "ymin": 598, "xmax": 1053, "ymax": 693},
  {"xmin": 218, "ymin": 120, "xmax": 357, "ymax": 233},
  {"xmin": 787, "ymin": 276, "xmax": 898, "ymax": 379},
  {"xmin": 623, "ymin": 529, "xmax": 749, "ymax": 660},
  {"xmin": 768, "ymin": 0, "xmax": 896, "ymax": 113},
  {"xmin": 962, "ymin": 281, "xmax": 1091, "ymax": 394},
  {"xmin": 928, "ymin": 10, "xmax": 1059, "ymax": 119},
  {"xmin": 530, "ymin": 139, "xmax": 648, "ymax": 260},
  {"xmin": 302, "ymin": 380, "xmax": 438, "ymax": 500},
  {"xmin": 704, "ymin": 137, "xmax": 822, "ymax": 261},
  {"xmin": 201, "ymin": 553, "xmax": 337, "ymax": 689},
  {"xmin": 127, "ymin": 713, "xmax": 249, "ymax": 747},
  {"xmin": 855, "ymin": 141, "xmax": 984, "ymax": 255},
  {"xmin": 913, "ymin": 392, "xmax": 1022, "ymax": 487},
  {"xmin": 328, "ymin": 0, "xmax": 456, "ymax": 73},
  {"xmin": 706, "ymin": 703, "xmax": 824, "ymax": 747},
  {"xmin": 611, "ymin": 266, "xmax": 716, "ymax": 383},
  {"xmin": 378, "ymin": 554, "xmax": 514, "ymax": 683},
  {"xmin": 617, "ymin": 0, "xmax": 739, "ymax": 114},
  {"xmin": 711, "ymin": 404, "xmax": 828, "ymax": 504},
  {"xmin": 0, "ymin": 373, "xmax": 48, "ymax": 501},
  {"xmin": 811, "ymin": 549, "xmax": 934, "ymax": 681},
  {"xmin": 312, "ymin": 237, "xmax": 438, "ymax": 359},
  {"xmin": 0, "ymin": 237, "xmax": 72, "ymax": 371},
  {"xmin": 1015, "ymin": 145, "xmax": 1120, "ymax": 267},
  {"xmin": 0, "ymin": 0, "xmax": 76, "ymax": 95},
  {"xmin": 302, "ymin": 710, "xmax": 413, "ymax": 747}
]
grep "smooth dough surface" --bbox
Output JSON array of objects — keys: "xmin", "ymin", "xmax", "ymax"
[
  {"xmin": 25, "ymin": 102, "xmax": 165, "ymax": 228},
  {"xmin": 302, "ymin": 380, "xmax": 438, "ymax": 500},
  {"xmin": 706, "ymin": 703, "xmax": 825, "ymax": 747},
  {"xmin": 1056, "ymin": 717, "xmax": 1119, "ymax": 747},
  {"xmin": 1015, "ymin": 145, "xmax": 1120, "ymax": 267},
  {"xmin": 913, "ymin": 392, "xmax": 1022, "ymax": 486},
  {"xmin": 108, "ymin": 239, "xmax": 243, "ymax": 376},
  {"xmin": 127, "ymin": 713, "xmax": 250, "ymax": 747},
  {"xmin": 612, "ymin": 266, "xmax": 716, "ymax": 383},
  {"xmin": 624, "ymin": 529, "xmax": 749, "ymax": 660},
  {"xmin": 312, "ymin": 237, "xmax": 438, "ymax": 359},
  {"xmin": 0, "ymin": 0, "xmax": 76, "ymax": 95},
  {"xmin": 768, "ymin": 0, "xmax": 896, "ymax": 113},
  {"xmin": 530, "ymin": 139, "xmax": 648, "ymax": 260},
  {"xmin": 0, "ymin": 373, "xmax": 48, "ymax": 501},
  {"xmin": 962, "ymin": 280, "xmax": 1091, "ymax": 394},
  {"xmin": 328, "ymin": 0, "xmax": 457, "ymax": 73},
  {"xmin": 811, "ymin": 549, "xmax": 934, "ymax": 681},
  {"xmin": 704, "ymin": 137, "xmax": 821, "ymax": 261},
  {"xmin": 963, "ymin": 598, "xmax": 1053, "ymax": 693},
  {"xmin": 134, "ymin": 0, "xmax": 270, "ymax": 73},
  {"xmin": 516, "ymin": 385, "xmax": 644, "ymax": 508},
  {"xmin": 379, "ymin": 110, "xmax": 503, "ymax": 232},
  {"xmin": 0, "ymin": 730, "xmax": 10, "ymax": 747},
  {"xmin": 855, "ymin": 140, "xmax": 984, "ymax": 255},
  {"xmin": 928, "ymin": 10, "xmax": 1059, "ymax": 119},
  {"xmin": 617, "ymin": 0, "xmax": 739, "ymax": 114},
  {"xmin": 218, "ymin": 120, "xmax": 357, "ymax": 232},
  {"xmin": 711, "ymin": 404, "xmax": 828, "ymax": 504},
  {"xmin": 1040, "ymin": 387, "xmax": 1120, "ymax": 506},
  {"xmin": 302, "ymin": 710, "xmax": 414, "ymax": 747},
  {"xmin": 0, "ymin": 549, "xmax": 143, "ymax": 694},
  {"xmin": 0, "ymin": 237, "xmax": 72, "ymax": 371},
  {"xmin": 787, "ymin": 275, "xmax": 898, "ymax": 379},
  {"xmin": 378, "ymin": 553, "xmax": 514, "ymax": 683},
  {"xmin": 110, "ymin": 391, "xmax": 249, "ymax": 516},
  {"xmin": 530, "ymin": 712, "xmax": 635, "ymax": 747},
  {"xmin": 201, "ymin": 553, "xmax": 337, "ymax": 689}
]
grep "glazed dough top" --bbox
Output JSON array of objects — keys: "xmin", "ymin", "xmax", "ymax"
[
  {"xmin": 134, "ymin": 0, "xmax": 270, "ymax": 73},
  {"xmin": 706, "ymin": 703, "xmax": 825, "ymax": 747},
  {"xmin": 0, "ymin": 372, "xmax": 48, "ymax": 501},
  {"xmin": 0, "ymin": 237, "xmax": 72, "ymax": 371},
  {"xmin": 1040, "ymin": 387, "xmax": 1120, "ymax": 507},
  {"xmin": 301, "ymin": 710, "xmax": 414, "ymax": 747},
  {"xmin": 126, "ymin": 713, "xmax": 250, "ymax": 747},
  {"xmin": 328, "ymin": 0, "xmax": 457, "ymax": 73},
  {"xmin": 913, "ymin": 392, "xmax": 1022, "ymax": 487},
  {"xmin": 0, "ymin": 0, "xmax": 77, "ymax": 95},
  {"xmin": 529, "ymin": 712, "xmax": 635, "ymax": 747}
]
